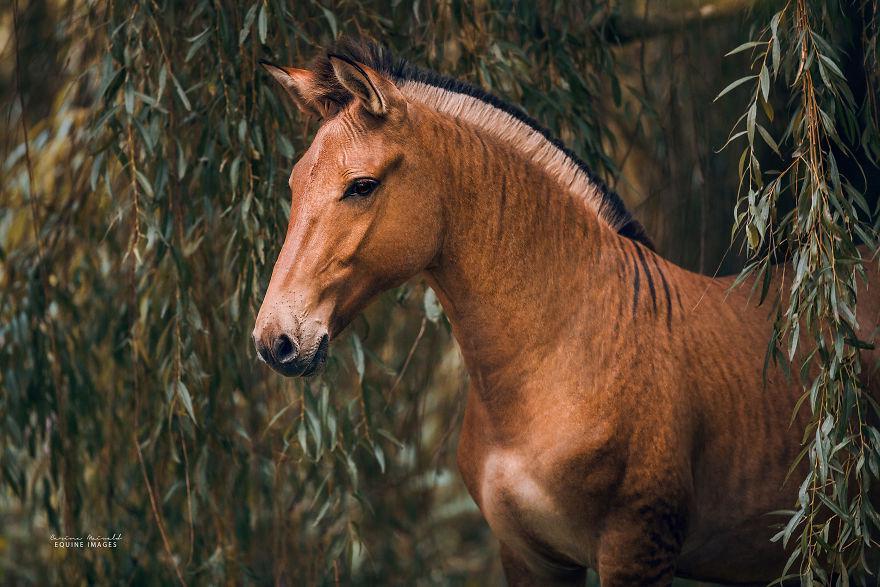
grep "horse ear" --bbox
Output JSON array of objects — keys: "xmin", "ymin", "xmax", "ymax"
[
  {"xmin": 259, "ymin": 60, "xmax": 337, "ymax": 118},
  {"xmin": 328, "ymin": 55, "xmax": 403, "ymax": 118}
]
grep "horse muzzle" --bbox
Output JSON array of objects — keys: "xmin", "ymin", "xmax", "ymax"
[{"xmin": 252, "ymin": 319, "xmax": 330, "ymax": 377}]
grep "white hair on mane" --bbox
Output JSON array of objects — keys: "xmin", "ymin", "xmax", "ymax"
[{"xmin": 400, "ymin": 80, "xmax": 621, "ymax": 229}]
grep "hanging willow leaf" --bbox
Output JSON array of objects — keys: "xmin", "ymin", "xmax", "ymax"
[
  {"xmin": 351, "ymin": 333, "xmax": 365, "ymax": 382},
  {"xmin": 725, "ymin": 40, "xmax": 766, "ymax": 56},
  {"xmin": 714, "ymin": 75, "xmax": 757, "ymax": 102},
  {"xmin": 757, "ymin": 124, "xmax": 781, "ymax": 155},
  {"xmin": 760, "ymin": 64, "xmax": 770, "ymax": 102},
  {"xmin": 258, "ymin": 5, "xmax": 268, "ymax": 45},
  {"xmin": 239, "ymin": 3, "xmax": 258, "ymax": 45},
  {"xmin": 175, "ymin": 380, "xmax": 196, "ymax": 423},
  {"xmin": 170, "ymin": 72, "xmax": 191, "ymax": 111}
]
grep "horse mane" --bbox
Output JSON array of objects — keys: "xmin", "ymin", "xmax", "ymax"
[{"xmin": 307, "ymin": 38, "xmax": 653, "ymax": 250}]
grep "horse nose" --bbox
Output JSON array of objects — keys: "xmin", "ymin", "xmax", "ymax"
[
  {"xmin": 271, "ymin": 333, "xmax": 298, "ymax": 365},
  {"xmin": 252, "ymin": 328, "xmax": 299, "ymax": 368}
]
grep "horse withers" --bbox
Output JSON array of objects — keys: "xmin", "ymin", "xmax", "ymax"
[{"xmin": 252, "ymin": 41, "xmax": 880, "ymax": 585}]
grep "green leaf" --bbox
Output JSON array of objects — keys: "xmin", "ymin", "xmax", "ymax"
[
  {"xmin": 156, "ymin": 64, "xmax": 167, "ymax": 101},
  {"xmin": 239, "ymin": 3, "xmax": 258, "ymax": 45},
  {"xmin": 124, "ymin": 80, "xmax": 135, "ymax": 114},
  {"xmin": 263, "ymin": 401, "xmax": 296, "ymax": 434},
  {"xmin": 312, "ymin": 494, "xmax": 332, "ymax": 526},
  {"xmin": 818, "ymin": 54, "xmax": 845, "ymax": 79},
  {"xmin": 350, "ymin": 333, "xmax": 365, "ymax": 382},
  {"xmin": 714, "ymin": 75, "xmax": 756, "ymax": 102},
  {"xmin": 373, "ymin": 442, "xmax": 385, "ymax": 473},
  {"xmin": 789, "ymin": 320, "xmax": 800, "ymax": 361},
  {"xmin": 760, "ymin": 94, "xmax": 774, "ymax": 122},
  {"xmin": 747, "ymin": 102, "xmax": 757, "ymax": 145},
  {"xmin": 376, "ymin": 428, "xmax": 405, "ymax": 449},
  {"xmin": 760, "ymin": 65, "xmax": 770, "ymax": 102},
  {"xmin": 186, "ymin": 28, "xmax": 211, "ymax": 62},
  {"xmin": 817, "ymin": 493, "xmax": 851, "ymax": 522},
  {"xmin": 175, "ymin": 380, "xmax": 196, "ymax": 423},
  {"xmin": 771, "ymin": 37, "xmax": 781, "ymax": 77},
  {"xmin": 297, "ymin": 421, "xmax": 309, "ymax": 457},
  {"xmin": 135, "ymin": 170, "xmax": 155, "ymax": 199},
  {"xmin": 724, "ymin": 41, "xmax": 765, "ymax": 57},
  {"xmin": 170, "ymin": 72, "xmax": 191, "ymax": 111},
  {"xmin": 258, "ymin": 3, "xmax": 268, "ymax": 45},
  {"xmin": 757, "ymin": 124, "xmax": 780, "ymax": 155},
  {"xmin": 320, "ymin": 6, "xmax": 338, "ymax": 38},
  {"xmin": 718, "ymin": 129, "xmax": 748, "ymax": 152}
]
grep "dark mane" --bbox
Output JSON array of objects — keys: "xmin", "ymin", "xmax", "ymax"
[{"xmin": 310, "ymin": 38, "xmax": 653, "ymax": 249}]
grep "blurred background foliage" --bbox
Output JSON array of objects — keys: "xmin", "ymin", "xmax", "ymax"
[{"xmin": 0, "ymin": 0, "xmax": 877, "ymax": 585}]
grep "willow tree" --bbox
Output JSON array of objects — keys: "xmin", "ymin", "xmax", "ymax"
[
  {"xmin": 720, "ymin": 1, "xmax": 880, "ymax": 582},
  {"xmin": 1, "ymin": 0, "xmax": 878, "ymax": 585}
]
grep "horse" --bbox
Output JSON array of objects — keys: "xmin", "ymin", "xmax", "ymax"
[{"xmin": 252, "ymin": 40, "xmax": 880, "ymax": 585}]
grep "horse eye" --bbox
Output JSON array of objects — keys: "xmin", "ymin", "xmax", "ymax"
[{"xmin": 343, "ymin": 178, "xmax": 379, "ymax": 199}]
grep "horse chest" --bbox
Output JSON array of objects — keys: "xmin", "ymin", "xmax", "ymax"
[{"xmin": 477, "ymin": 449, "xmax": 584, "ymax": 562}]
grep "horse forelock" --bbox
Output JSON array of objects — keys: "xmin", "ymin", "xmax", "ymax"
[{"xmin": 305, "ymin": 38, "xmax": 653, "ymax": 250}]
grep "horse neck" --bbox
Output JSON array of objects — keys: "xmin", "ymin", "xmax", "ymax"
[{"xmin": 422, "ymin": 115, "xmax": 636, "ymax": 403}]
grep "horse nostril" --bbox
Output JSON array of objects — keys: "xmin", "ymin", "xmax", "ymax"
[{"xmin": 272, "ymin": 334, "xmax": 298, "ymax": 365}]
